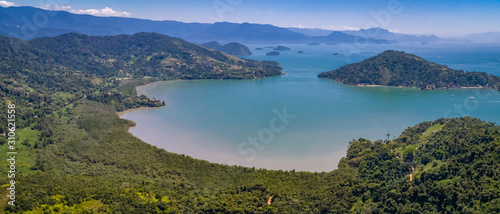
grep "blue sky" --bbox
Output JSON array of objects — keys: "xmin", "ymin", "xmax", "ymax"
[{"xmin": 3, "ymin": 0, "xmax": 500, "ymax": 37}]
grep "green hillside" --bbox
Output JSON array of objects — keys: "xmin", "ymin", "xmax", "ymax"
[{"xmin": 318, "ymin": 50, "xmax": 500, "ymax": 90}]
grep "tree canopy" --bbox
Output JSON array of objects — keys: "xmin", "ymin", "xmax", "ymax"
[{"xmin": 319, "ymin": 50, "xmax": 500, "ymax": 90}]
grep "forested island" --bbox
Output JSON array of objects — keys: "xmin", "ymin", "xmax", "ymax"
[
  {"xmin": 201, "ymin": 41, "xmax": 253, "ymax": 56},
  {"xmin": 266, "ymin": 51, "xmax": 281, "ymax": 56},
  {"xmin": 273, "ymin": 46, "xmax": 291, "ymax": 51},
  {"xmin": 318, "ymin": 50, "xmax": 500, "ymax": 90},
  {"xmin": 1, "ymin": 33, "xmax": 500, "ymax": 213}
]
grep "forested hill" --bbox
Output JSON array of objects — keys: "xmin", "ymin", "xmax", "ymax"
[
  {"xmin": 331, "ymin": 116, "xmax": 500, "ymax": 213},
  {"xmin": 2, "ymin": 32, "xmax": 282, "ymax": 80},
  {"xmin": 318, "ymin": 50, "xmax": 500, "ymax": 90},
  {"xmin": 4, "ymin": 103, "xmax": 500, "ymax": 213}
]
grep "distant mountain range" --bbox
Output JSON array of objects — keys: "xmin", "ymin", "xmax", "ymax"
[
  {"xmin": 1, "ymin": 6, "xmax": 497, "ymax": 44},
  {"xmin": 457, "ymin": 32, "xmax": 500, "ymax": 44},
  {"xmin": 1, "ymin": 6, "xmax": 383, "ymax": 44},
  {"xmin": 288, "ymin": 27, "xmax": 334, "ymax": 36},
  {"xmin": 342, "ymin": 27, "xmax": 439, "ymax": 43}
]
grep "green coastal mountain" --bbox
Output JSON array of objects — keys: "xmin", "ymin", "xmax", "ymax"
[
  {"xmin": 319, "ymin": 50, "xmax": 500, "ymax": 90},
  {"xmin": 22, "ymin": 33, "xmax": 280, "ymax": 80},
  {"xmin": 201, "ymin": 41, "xmax": 253, "ymax": 56}
]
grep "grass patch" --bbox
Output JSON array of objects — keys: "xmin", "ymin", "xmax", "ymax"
[
  {"xmin": 52, "ymin": 92, "xmax": 75, "ymax": 101},
  {"xmin": 414, "ymin": 160, "xmax": 443, "ymax": 179},
  {"xmin": 421, "ymin": 124, "xmax": 444, "ymax": 139},
  {"xmin": 116, "ymin": 78, "xmax": 161, "ymax": 96},
  {"xmin": 0, "ymin": 126, "xmax": 40, "ymax": 177}
]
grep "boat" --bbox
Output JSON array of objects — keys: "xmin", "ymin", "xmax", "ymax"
[{"xmin": 469, "ymin": 97, "xmax": 475, "ymax": 100}]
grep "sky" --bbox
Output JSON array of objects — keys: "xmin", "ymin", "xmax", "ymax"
[{"xmin": 2, "ymin": 0, "xmax": 500, "ymax": 37}]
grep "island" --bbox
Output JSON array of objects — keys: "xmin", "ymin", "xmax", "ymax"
[
  {"xmin": 255, "ymin": 47, "xmax": 263, "ymax": 50},
  {"xmin": 273, "ymin": 45, "xmax": 291, "ymax": 51},
  {"xmin": 201, "ymin": 41, "xmax": 253, "ymax": 56},
  {"xmin": 307, "ymin": 42, "xmax": 321, "ymax": 45},
  {"xmin": 318, "ymin": 50, "xmax": 500, "ymax": 90},
  {"xmin": 266, "ymin": 51, "xmax": 281, "ymax": 56},
  {"xmin": 297, "ymin": 51, "xmax": 304, "ymax": 54}
]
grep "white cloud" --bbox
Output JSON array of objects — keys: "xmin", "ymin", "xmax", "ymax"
[
  {"xmin": 38, "ymin": 5, "xmax": 72, "ymax": 10},
  {"xmin": 72, "ymin": 7, "xmax": 131, "ymax": 17},
  {"xmin": 32, "ymin": 5, "xmax": 131, "ymax": 17},
  {"xmin": 0, "ymin": 1, "xmax": 15, "ymax": 7}
]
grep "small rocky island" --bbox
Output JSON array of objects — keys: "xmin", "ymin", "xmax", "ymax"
[
  {"xmin": 318, "ymin": 50, "xmax": 500, "ymax": 90},
  {"xmin": 297, "ymin": 51, "xmax": 304, "ymax": 54},
  {"xmin": 266, "ymin": 51, "xmax": 280, "ymax": 56},
  {"xmin": 273, "ymin": 45, "xmax": 291, "ymax": 51}
]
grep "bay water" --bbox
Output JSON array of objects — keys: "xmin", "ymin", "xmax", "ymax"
[{"xmin": 120, "ymin": 43, "xmax": 500, "ymax": 172}]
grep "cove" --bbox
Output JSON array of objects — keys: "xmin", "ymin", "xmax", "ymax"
[{"xmin": 120, "ymin": 43, "xmax": 500, "ymax": 172}]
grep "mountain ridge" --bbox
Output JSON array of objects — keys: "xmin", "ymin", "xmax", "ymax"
[{"xmin": 0, "ymin": 6, "xmax": 393, "ymax": 44}]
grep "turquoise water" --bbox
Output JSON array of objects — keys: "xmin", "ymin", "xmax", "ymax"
[{"xmin": 120, "ymin": 44, "xmax": 500, "ymax": 172}]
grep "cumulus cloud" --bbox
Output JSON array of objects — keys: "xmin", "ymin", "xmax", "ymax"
[
  {"xmin": 72, "ymin": 7, "xmax": 132, "ymax": 17},
  {"xmin": 0, "ymin": 1, "xmax": 15, "ymax": 7},
  {"xmin": 33, "ymin": 5, "xmax": 131, "ymax": 17}
]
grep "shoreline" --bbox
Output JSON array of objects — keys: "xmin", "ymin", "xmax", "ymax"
[
  {"xmin": 353, "ymin": 83, "xmax": 488, "ymax": 90},
  {"xmin": 116, "ymin": 106, "xmax": 164, "ymax": 117}
]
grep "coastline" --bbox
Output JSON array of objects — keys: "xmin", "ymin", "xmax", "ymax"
[
  {"xmin": 116, "ymin": 106, "xmax": 164, "ymax": 117},
  {"xmin": 352, "ymin": 83, "xmax": 488, "ymax": 90},
  {"xmin": 116, "ymin": 78, "xmax": 173, "ymax": 117}
]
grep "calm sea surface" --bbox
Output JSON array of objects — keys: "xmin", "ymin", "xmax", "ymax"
[{"xmin": 120, "ymin": 43, "xmax": 500, "ymax": 172}]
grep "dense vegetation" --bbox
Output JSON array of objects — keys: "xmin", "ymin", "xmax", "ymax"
[
  {"xmin": 2, "ymin": 103, "xmax": 499, "ymax": 213},
  {"xmin": 1, "ymin": 33, "xmax": 499, "ymax": 213},
  {"xmin": 8, "ymin": 33, "xmax": 282, "ymax": 80},
  {"xmin": 319, "ymin": 50, "xmax": 500, "ymax": 90}
]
